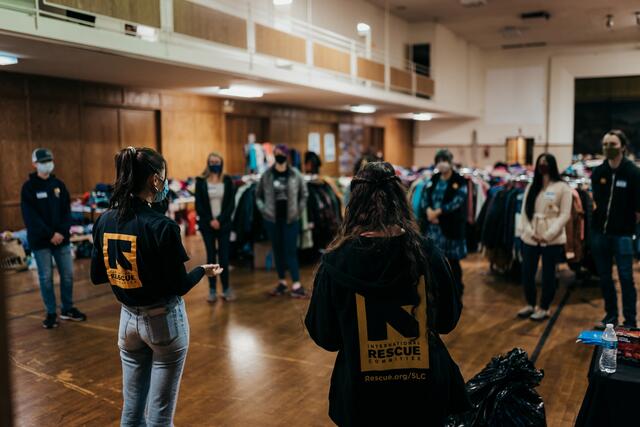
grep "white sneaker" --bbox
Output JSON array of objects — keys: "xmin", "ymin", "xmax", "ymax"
[
  {"xmin": 517, "ymin": 305, "xmax": 535, "ymax": 318},
  {"xmin": 530, "ymin": 308, "xmax": 550, "ymax": 321}
]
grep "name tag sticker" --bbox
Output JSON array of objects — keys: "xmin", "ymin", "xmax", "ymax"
[
  {"xmin": 36, "ymin": 192, "xmax": 48, "ymax": 199},
  {"xmin": 616, "ymin": 180, "xmax": 628, "ymax": 188},
  {"xmin": 544, "ymin": 191, "xmax": 555, "ymax": 200}
]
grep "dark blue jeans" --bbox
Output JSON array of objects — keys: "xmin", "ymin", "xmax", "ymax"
[
  {"xmin": 201, "ymin": 228, "xmax": 231, "ymax": 296},
  {"xmin": 592, "ymin": 233, "xmax": 637, "ymax": 325},
  {"xmin": 264, "ymin": 220, "xmax": 300, "ymax": 283},
  {"xmin": 521, "ymin": 243, "xmax": 563, "ymax": 310},
  {"xmin": 33, "ymin": 244, "xmax": 74, "ymax": 314}
]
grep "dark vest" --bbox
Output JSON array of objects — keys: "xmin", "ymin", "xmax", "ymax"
[{"xmin": 424, "ymin": 172, "xmax": 467, "ymax": 240}]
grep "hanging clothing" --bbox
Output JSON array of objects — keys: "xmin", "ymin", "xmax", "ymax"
[{"xmin": 420, "ymin": 173, "xmax": 468, "ymax": 260}]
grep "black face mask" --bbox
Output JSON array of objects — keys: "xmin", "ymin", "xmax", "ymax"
[
  {"xmin": 275, "ymin": 154, "xmax": 287, "ymax": 165},
  {"xmin": 208, "ymin": 164, "xmax": 222, "ymax": 174}
]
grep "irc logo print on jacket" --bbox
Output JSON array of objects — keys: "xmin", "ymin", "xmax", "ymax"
[
  {"xmin": 356, "ymin": 278, "xmax": 429, "ymax": 374},
  {"xmin": 102, "ymin": 233, "xmax": 142, "ymax": 289}
]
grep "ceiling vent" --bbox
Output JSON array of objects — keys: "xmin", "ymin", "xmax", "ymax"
[
  {"xmin": 460, "ymin": 0, "xmax": 487, "ymax": 8},
  {"xmin": 520, "ymin": 11, "xmax": 551, "ymax": 20},
  {"xmin": 502, "ymin": 42, "xmax": 547, "ymax": 50}
]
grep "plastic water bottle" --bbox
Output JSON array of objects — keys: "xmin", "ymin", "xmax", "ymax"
[{"xmin": 599, "ymin": 324, "xmax": 618, "ymax": 374}]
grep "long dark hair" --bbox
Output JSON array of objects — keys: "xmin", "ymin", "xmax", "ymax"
[
  {"xmin": 110, "ymin": 147, "xmax": 166, "ymax": 219},
  {"xmin": 327, "ymin": 162, "xmax": 425, "ymax": 281},
  {"xmin": 525, "ymin": 153, "xmax": 561, "ymax": 221}
]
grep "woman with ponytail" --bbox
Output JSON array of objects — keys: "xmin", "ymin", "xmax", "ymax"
[
  {"xmin": 305, "ymin": 162, "xmax": 468, "ymax": 426},
  {"xmin": 195, "ymin": 152, "xmax": 236, "ymax": 302},
  {"xmin": 90, "ymin": 147, "xmax": 222, "ymax": 426}
]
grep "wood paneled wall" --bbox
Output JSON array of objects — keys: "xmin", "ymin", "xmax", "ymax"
[
  {"xmin": 160, "ymin": 94, "xmax": 225, "ymax": 179},
  {"xmin": 50, "ymin": 0, "xmax": 161, "ymax": 27},
  {"xmin": 313, "ymin": 43, "xmax": 350, "ymax": 75},
  {"xmin": 379, "ymin": 117, "xmax": 414, "ymax": 168},
  {"xmin": 357, "ymin": 58, "xmax": 385, "ymax": 84},
  {"xmin": 173, "ymin": 0, "xmax": 247, "ymax": 49},
  {"xmin": 0, "ymin": 72, "xmax": 414, "ymax": 230},
  {"xmin": 255, "ymin": 24, "xmax": 307, "ymax": 64},
  {"xmin": 0, "ymin": 72, "xmax": 224, "ymax": 230},
  {"xmin": 416, "ymin": 75, "xmax": 435, "ymax": 97},
  {"xmin": 390, "ymin": 67, "xmax": 412, "ymax": 92}
]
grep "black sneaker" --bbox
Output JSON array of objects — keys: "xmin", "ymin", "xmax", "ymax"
[
  {"xmin": 43, "ymin": 313, "xmax": 59, "ymax": 329},
  {"xmin": 268, "ymin": 283, "xmax": 288, "ymax": 296},
  {"xmin": 60, "ymin": 307, "xmax": 87, "ymax": 322},
  {"xmin": 290, "ymin": 286, "xmax": 309, "ymax": 299},
  {"xmin": 623, "ymin": 321, "xmax": 638, "ymax": 329}
]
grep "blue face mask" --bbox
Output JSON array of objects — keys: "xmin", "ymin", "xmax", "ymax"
[
  {"xmin": 153, "ymin": 176, "xmax": 169, "ymax": 203},
  {"xmin": 209, "ymin": 164, "xmax": 222, "ymax": 174}
]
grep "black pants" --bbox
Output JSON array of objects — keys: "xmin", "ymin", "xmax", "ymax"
[
  {"xmin": 592, "ymin": 233, "xmax": 637, "ymax": 325},
  {"xmin": 448, "ymin": 258, "xmax": 464, "ymax": 294},
  {"xmin": 263, "ymin": 219, "xmax": 300, "ymax": 282},
  {"xmin": 202, "ymin": 228, "xmax": 230, "ymax": 295},
  {"xmin": 521, "ymin": 243, "xmax": 563, "ymax": 310}
]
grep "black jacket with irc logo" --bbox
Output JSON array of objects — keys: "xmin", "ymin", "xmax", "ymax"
[
  {"xmin": 305, "ymin": 236, "xmax": 469, "ymax": 427},
  {"xmin": 20, "ymin": 173, "xmax": 72, "ymax": 251},
  {"xmin": 591, "ymin": 157, "xmax": 640, "ymax": 236},
  {"xmin": 90, "ymin": 198, "xmax": 204, "ymax": 307}
]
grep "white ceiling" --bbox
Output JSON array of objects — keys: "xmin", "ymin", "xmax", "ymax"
[
  {"xmin": 0, "ymin": 33, "xmax": 424, "ymax": 114},
  {"xmin": 370, "ymin": 0, "xmax": 640, "ymax": 48}
]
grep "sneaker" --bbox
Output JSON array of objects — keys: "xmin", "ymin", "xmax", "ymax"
[
  {"xmin": 530, "ymin": 308, "xmax": 550, "ymax": 321},
  {"xmin": 623, "ymin": 321, "xmax": 637, "ymax": 329},
  {"xmin": 517, "ymin": 305, "xmax": 535, "ymax": 319},
  {"xmin": 222, "ymin": 291, "xmax": 237, "ymax": 302},
  {"xmin": 290, "ymin": 286, "xmax": 309, "ymax": 299},
  {"xmin": 59, "ymin": 308, "xmax": 87, "ymax": 322},
  {"xmin": 595, "ymin": 316, "xmax": 618, "ymax": 330},
  {"xmin": 207, "ymin": 294, "xmax": 218, "ymax": 303},
  {"xmin": 43, "ymin": 313, "xmax": 59, "ymax": 329},
  {"xmin": 268, "ymin": 283, "xmax": 288, "ymax": 296}
]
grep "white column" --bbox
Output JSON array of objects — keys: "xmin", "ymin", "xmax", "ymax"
[{"xmin": 160, "ymin": 0, "xmax": 174, "ymax": 32}]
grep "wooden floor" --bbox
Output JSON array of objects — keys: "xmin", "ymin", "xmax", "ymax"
[{"xmin": 5, "ymin": 236, "xmax": 635, "ymax": 426}]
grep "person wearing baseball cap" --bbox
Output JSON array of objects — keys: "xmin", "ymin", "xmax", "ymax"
[{"xmin": 21, "ymin": 148, "xmax": 86, "ymax": 329}]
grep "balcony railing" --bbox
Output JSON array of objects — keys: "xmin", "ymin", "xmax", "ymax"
[{"xmin": 2, "ymin": 0, "xmax": 434, "ymax": 98}]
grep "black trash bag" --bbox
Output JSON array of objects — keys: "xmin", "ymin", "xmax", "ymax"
[{"xmin": 446, "ymin": 348, "xmax": 546, "ymax": 427}]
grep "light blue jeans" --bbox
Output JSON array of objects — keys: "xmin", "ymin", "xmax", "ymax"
[
  {"xmin": 33, "ymin": 244, "xmax": 74, "ymax": 314},
  {"xmin": 119, "ymin": 297, "xmax": 189, "ymax": 427}
]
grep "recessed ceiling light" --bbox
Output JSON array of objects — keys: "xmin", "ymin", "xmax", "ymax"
[
  {"xmin": 413, "ymin": 113, "xmax": 433, "ymax": 121},
  {"xmin": 357, "ymin": 22, "xmax": 371, "ymax": 34},
  {"xmin": 273, "ymin": 0, "xmax": 292, "ymax": 5},
  {"xmin": 217, "ymin": 85, "xmax": 264, "ymax": 98},
  {"xmin": 350, "ymin": 104, "xmax": 376, "ymax": 114},
  {"xmin": 0, "ymin": 54, "xmax": 18, "ymax": 66}
]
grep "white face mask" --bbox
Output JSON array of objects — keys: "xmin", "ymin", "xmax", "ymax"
[
  {"xmin": 36, "ymin": 162, "xmax": 54, "ymax": 175},
  {"xmin": 436, "ymin": 162, "xmax": 451, "ymax": 173}
]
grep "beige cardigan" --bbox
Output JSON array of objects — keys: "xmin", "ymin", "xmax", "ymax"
[{"xmin": 519, "ymin": 180, "xmax": 572, "ymax": 246}]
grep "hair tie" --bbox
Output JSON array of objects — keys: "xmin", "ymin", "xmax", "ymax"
[{"xmin": 127, "ymin": 146, "xmax": 136, "ymax": 155}]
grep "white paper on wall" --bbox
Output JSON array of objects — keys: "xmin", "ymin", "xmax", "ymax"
[
  {"xmin": 308, "ymin": 132, "xmax": 321, "ymax": 154},
  {"xmin": 324, "ymin": 133, "xmax": 336, "ymax": 162}
]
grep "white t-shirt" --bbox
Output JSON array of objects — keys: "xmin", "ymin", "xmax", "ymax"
[{"xmin": 208, "ymin": 182, "xmax": 225, "ymax": 218}]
